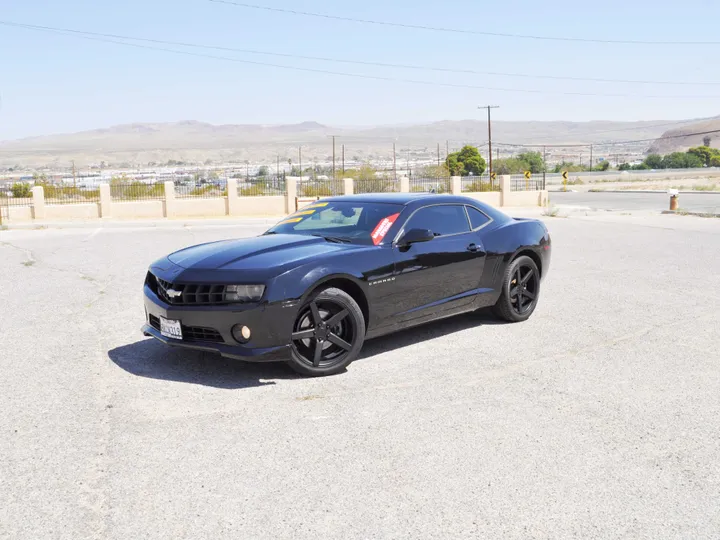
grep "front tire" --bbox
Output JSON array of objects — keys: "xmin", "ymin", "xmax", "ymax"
[
  {"xmin": 287, "ymin": 287, "xmax": 365, "ymax": 376},
  {"xmin": 492, "ymin": 255, "xmax": 541, "ymax": 322}
]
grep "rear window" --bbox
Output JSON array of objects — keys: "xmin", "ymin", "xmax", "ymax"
[{"xmin": 466, "ymin": 206, "xmax": 491, "ymax": 229}]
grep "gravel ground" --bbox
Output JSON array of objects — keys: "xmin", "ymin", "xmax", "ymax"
[{"xmin": 1, "ymin": 212, "xmax": 719, "ymax": 539}]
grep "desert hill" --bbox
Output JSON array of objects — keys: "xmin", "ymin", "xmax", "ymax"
[
  {"xmin": 647, "ymin": 117, "xmax": 720, "ymax": 154},
  {"xmin": 1, "ymin": 117, "xmax": 716, "ymax": 168}
]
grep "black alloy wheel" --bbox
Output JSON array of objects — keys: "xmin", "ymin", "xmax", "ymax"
[
  {"xmin": 493, "ymin": 255, "xmax": 541, "ymax": 323},
  {"xmin": 288, "ymin": 287, "xmax": 365, "ymax": 376}
]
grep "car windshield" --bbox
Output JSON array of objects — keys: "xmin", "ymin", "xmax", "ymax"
[{"xmin": 266, "ymin": 201, "xmax": 405, "ymax": 245}]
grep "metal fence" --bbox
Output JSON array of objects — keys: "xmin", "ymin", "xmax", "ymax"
[
  {"xmin": 296, "ymin": 179, "xmax": 344, "ymax": 197},
  {"xmin": 44, "ymin": 185, "xmax": 100, "ymax": 205},
  {"xmin": 0, "ymin": 193, "xmax": 33, "ymax": 206},
  {"xmin": 510, "ymin": 175, "xmax": 545, "ymax": 191},
  {"xmin": 174, "ymin": 181, "xmax": 226, "ymax": 199},
  {"xmin": 354, "ymin": 177, "xmax": 400, "ymax": 194},
  {"xmin": 111, "ymin": 181, "xmax": 166, "ymax": 201},
  {"xmin": 237, "ymin": 175, "xmax": 287, "ymax": 197},
  {"xmin": 409, "ymin": 176, "xmax": 451, "ymax": 193},
  {"xmin": 461, "ymin": 175, "xmax": 500, "ymax": 192}
]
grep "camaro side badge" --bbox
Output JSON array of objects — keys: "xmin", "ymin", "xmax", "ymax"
[
  {"xmin": 369, "ymin": 277, "xmax": 396, "ymax": 286},
  {"xmin": 371, "ymin": 213, "xmax": 400, "ymax": 245}
]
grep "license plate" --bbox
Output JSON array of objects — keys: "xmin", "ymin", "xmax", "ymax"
[{"xmin": 160, "ymin": 317, "xmax": 183, "ymax": 340}]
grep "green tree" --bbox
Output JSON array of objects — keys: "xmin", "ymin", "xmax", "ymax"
[
  {"xmin": 661, "ymin": 152, "xmax": 703, "ymax": 169},
  {"xmin": 688, "ymin": 146, "xmax": 720, "ymax": 167},
  {"xmin": 552, "ymin": 161, "xmax": 586, "ymax": 173},
  {"xmin": 494, "ymin": 157, "xmax": 530, "ymax": 175},
  {"xmin": 445, "ymin": 145, "xmax": 486, "ymax": 176},
  {"xmin": 643, "ymin": 154, "xmax": 664, "ymax": 169},
  {"xmin": 618, "ymin": 163, "xmax": 632, "ymax": 171},
  {"xmin": 256, "ymin": 165, "xmax": 270, "ymax": 177},
  {"xmin": 593, "ymin": 160, "xmax": 610, "ymax": 171},
  {"xmin": 711, "ymin": 156, "xmax": 720, "ymax": 167},
  {"xmin": 11, "ymin": 183, "xmax": 32, "ymax": 198},
  {"xmin": 516, "ymin": 151, "xmax": 545, "ymax": 173}
]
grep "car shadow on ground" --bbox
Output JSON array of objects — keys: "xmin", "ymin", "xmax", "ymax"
[
  {"xmin": 357, "ymin": 308, "xmax": 507, "ymax": 360},
  {"xmin": 108, "ymin": 309, "xmax": 506, "ymax": 388}
]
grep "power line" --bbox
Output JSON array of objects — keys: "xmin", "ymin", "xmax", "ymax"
[
  {"xmin": 3, "ymin": 21, "xmax": 720, "ymax": 100},
  {"xmin": 209, "ymin": 0, "xmax": 720, "ymax": 46},
  {"xmin": 4, "ymin": 20, "xmax": 718, "ymax": 87}
]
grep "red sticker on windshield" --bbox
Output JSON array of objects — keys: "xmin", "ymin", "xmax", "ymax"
[{"xmin": 371, "ymin": 213, "xmax": 400, "ymax": 245}]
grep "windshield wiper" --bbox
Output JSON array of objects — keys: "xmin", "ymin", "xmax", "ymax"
[{"xmin": 311, "ymin": 233, "xmax": 352, "ymax": 244}]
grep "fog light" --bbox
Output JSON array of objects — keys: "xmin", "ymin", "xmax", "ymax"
[{"xmin": 232, "ymin": 324, "xmax": 252, "ymax": 344}]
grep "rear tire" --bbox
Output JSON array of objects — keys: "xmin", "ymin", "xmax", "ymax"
[
  {"xmin": 287, "ymin": 287, "xmax": 365, "ymax": 376},
  {"xmin": 492, "ymin": 255, "xmax": 541, "ymax": 323}
]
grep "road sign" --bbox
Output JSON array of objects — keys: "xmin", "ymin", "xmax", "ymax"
[
  {"xmin": 524, "ymin": 171, "xmax": 531, "ymax": 179},
  {"xmin": 562, "ymin": 171, "xmax": 568, "ymax": 180},
  {"xmin": 490, "ymin": 172, "xmax": 496, "ymax": 181}
]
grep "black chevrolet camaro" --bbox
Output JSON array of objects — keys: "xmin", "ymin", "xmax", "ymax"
[{"xmin": 142, "ymin": 193, "xmax": 551, "ymax": 376}]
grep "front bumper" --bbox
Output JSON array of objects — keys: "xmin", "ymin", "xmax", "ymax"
[{"xmin": 142, "ymin": 284, "xmax": 296, "ymax": 363}]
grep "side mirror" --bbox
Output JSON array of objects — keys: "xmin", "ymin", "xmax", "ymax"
[{"xmin": 397, "ymin": 228, "xmax": 434, "ymax": 247}]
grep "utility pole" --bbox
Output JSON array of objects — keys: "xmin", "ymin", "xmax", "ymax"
[
  {"xmin": 299, "ymin": 146, "xmax": 302, "ymax": 181},
  {"xmin": 72, "ymin": 160, "xmax": 77, "ymax": 189},
  {"xmin": 342, "ymin": 144, "xmax": 345, "ymax": 174},
  {"xmin": 437, "ymin": 143, "xmax": 441, "ymax": 167},
  {"xmin": 446, "ymin": 140, "xmax": 449, "ymax": 159},
  {"xmin": 393, "ymin": 142, "xmax": 397, "ymax": 180},
  {"xmin": 590, "ymin": 144, "xmax": 593, "ymax": 171},
  {"xmin": 276, "ymin": 155, "xmax": 280, "ymax": 177},
  {"xmin": 478, "ymin": 106, "xmax": 500, "ymax": 178},
  {"xmin": 332, "ymin": 135, "xmax": 336, "ymax": 180},
  {"xmin": 543, "ymin": 146, "xmax": 547, "ymax": 190}
]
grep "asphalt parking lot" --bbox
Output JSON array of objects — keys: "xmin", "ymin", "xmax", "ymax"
[
  {"xmin": 550, "ymin": 191, "xmax": 720, "ymax": 213},
  {"xmin": 2, "ymin": 212, "xmax": 719, "ymax": 539}
]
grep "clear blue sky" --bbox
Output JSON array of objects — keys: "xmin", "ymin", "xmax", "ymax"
[{"xmin": 1, "ymin": 0, "xmax": 719, "ymax": 140}]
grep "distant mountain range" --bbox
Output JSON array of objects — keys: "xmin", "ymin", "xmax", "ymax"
[{"xmin": 1, "ymin": 116, "xmax": 718, "ymax": 169}]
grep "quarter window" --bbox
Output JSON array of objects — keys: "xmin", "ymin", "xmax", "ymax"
[
  {"xmin": 466, "ymin": 206, "xmax": 491, "ymax": 229},
  {"xmin": 404, "ymin": 205, "xmax": 470, "ymax": 236}
]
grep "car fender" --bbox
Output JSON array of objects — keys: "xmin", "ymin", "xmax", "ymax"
[{"xmin": 270, "ymin": 263, "xmax": 368, "ymax": 304}]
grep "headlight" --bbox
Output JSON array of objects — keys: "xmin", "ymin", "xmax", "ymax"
[{"xmin": 224, "ymin": 284, "xmax": 265, "ymax": 302}]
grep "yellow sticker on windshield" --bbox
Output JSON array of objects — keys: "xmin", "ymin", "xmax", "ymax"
[
  {"xmin": 293, "ymin": 210, "xmax": 316, "ymax": 216},
  {"xmin": 306, "ymin": 202, "xmax": 329, "ymax": 208},
  {"xmin": 278, "ymin": 217, "xmax": 304, "ymax": 224}
]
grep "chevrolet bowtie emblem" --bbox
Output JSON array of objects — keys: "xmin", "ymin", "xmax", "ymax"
[{"xmin": 166, "ymin": 289, "xmax": 182, "ymax": 298}]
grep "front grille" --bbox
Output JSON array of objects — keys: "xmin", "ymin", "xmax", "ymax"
[
  {"xmin": 156, "ymin": 277, "xmax": 226, "ymax": 305},
  {"xmin": 148, "ymin": 314, "xmax": 224, "ymax": 344},
  {"xmin": 147, "ymin": 271, "xmax": 227, "ymax": 305}
]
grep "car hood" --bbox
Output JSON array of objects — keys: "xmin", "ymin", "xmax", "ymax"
[{"xmin": 167, "ymin": 233, "xmax": 363, "ymax": 271}]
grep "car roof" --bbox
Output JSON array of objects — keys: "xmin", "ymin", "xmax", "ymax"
[
  {"xmin": 318, "ymin": 192, "xmax": 474, "ymax": 205},
  {"xmin": 316, "ymin": 192, "xmax": 513, "ymax": 224}
]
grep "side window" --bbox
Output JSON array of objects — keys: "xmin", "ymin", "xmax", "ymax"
[
  {"xmin": 404, "ymin": 205, "xmax": 470, "ymax": 236},
  {"xmin": 466, "ymin": 206, "xmax": 491, "ymax": 229}
]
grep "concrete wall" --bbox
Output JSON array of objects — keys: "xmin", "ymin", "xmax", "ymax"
[
  {"xmin": 111, "ymin": 201, "xmax": 165, "ymax": 219},
  {"xmin": 504, "ymin": 190, "xmax": 549, "ymax": 207},
  {"xmin": 464, "ymin": 191, "xmax": 502, "ymax": 207},
  {"xmin": 8, "ymin": 206, "xmax": 33, "ymax": 222},
  {"xmin": 45, "ymin": 203, "xmax": 100, "ymax": 220},
  {"xmin": 232, "ymin": 196, "xmax": 285, "ymax": 217},
  {"xmin": 6, "ymin": 176, "xmax": 547, "ymax": 223},
  {"xmin": 173, "ymin": 198, "xmax": 227, "ymax": 218}
]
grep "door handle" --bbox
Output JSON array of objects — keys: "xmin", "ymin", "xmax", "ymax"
[{"xmin": 467, "ymin": 243, "xmax": 479, "ymax": 252}]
